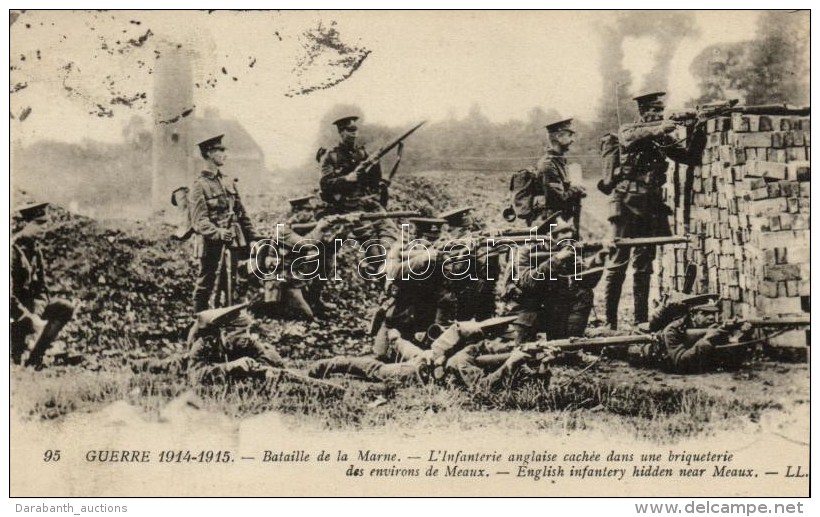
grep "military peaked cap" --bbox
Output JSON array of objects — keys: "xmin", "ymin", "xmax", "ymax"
[
  {"xmin": 197, "ymin": 134, "xmax": 226, "ymax": 157},
  {"xmin": 332, "ymin": 116, "xmax": 359, "ymax": 131},
  {"xmin": 439, "ymin": 206, "xmax": 474, "ymax": 226},
  {"xmin": 545, "ymin": 118, "xmax": 574, "ymax": 134},
  {"xmin": 408, "ymin": 217, "xmax": 447, "ymax": 234},
  {"xmin": 633, "ymin": 91, "xmax": 666, "ymax": 109},
  {"xmin": 195, "ymin": 302, "xmax": 248, "ymax": 330},
  {"xmin": 15, "ymin": 202, "xmax": 49, "ymax": 220},
  {"xmin": 288, "ymin": 195, "xmax": 315, "ymax": 209}
]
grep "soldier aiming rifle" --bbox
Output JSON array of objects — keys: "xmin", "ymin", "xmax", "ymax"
[
  {"xmin": 599, "ymin": 91, "xmax": 708, "ymax": 329},
  {"xmin": 318, "ymin": 117, "xmax": 425, "ymax": 276}
]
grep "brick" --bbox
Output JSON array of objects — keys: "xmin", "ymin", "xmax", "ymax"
[
  {"xmin": 780, "ymin": 215, "xmax": 792, "ymax": 230},
  {"xmin": 791, "ymin": 130, "xmax": 805, "ymax": 146},
  {"xmin": 791, "ymin": 214, "xmax": 810, "ymax": 230},
  {"xmin": 800, "ymin": 182, "xmax": 810, "ymax": 197},
  {"xmin": 750, "ymin": 187, "xmax": 769, "ymax": 200},
  {"xmin": 787, "ymin": 197, "xmax": 800, "ymax": 213},
  {"xmin": 733, "ymin": 132, "xmax": 772, "ymax": 148},
  {"xmin": 767, "ymin": 148, "xmax": 787, "ymax": 163},
  {"xmin": 775, "ymin": 247, "xmax": 788, "ymax": 264},
  {"xmin": 747, "ymin": 198, "xmax": 788, "ymax": 216},
  {"xmin": 718, "ymin": 145, "xmax": 733, "ymax": 163},
  {"xmin": 766, "ymin": 182, "xmax": 781, "ymax": 197},
  {"xmin": 798, "ymin": 198, "xmax": 810, "ymax": 210},
  {"xmin": 758, "ymin": 296, "xmax": 803, "ymax": 315},
  {"xmin": 785, "ymin": 161, "xmax": 810, "ymax": 181},
  {"xmin": 786, "ymin": 280, "xmax": 799, "ymax": 297},
  {"xmin": 754, "ymin": 230, "xmax": 809, "ymax": 250},
  {"xmin": 779, "ymin": 117, "xmax": 793, "ymax": 131},
  {"xmin": 783, "ymin": 132, "xmax": 795, "ymax": 147},
  {"xmin": 706, "ymin": 117, "xmax": 717, "ymax": 133},
  {"xmin": 745, "ymin": 148, "xmax": 756, "ymax": 160},
  {"xmin": 798, "ymin": 279, "xmax": 811, "ymax": 296},
  {"xmin": 747, "ymin": 160, "xmax": 788, "ymax": 180},
  {"xmin": 786, "ymin": 147, "xmax": 807, "ymax": 161},
  {"xmin": 764, "ymin": 264, "xmax": 802, "ymax": 282},
  {"xmin": 748, "ymin": 115, "xmax": 761, "ymax": 132},
  {"xmin": 758, "ymin": 116, "xmax": 773, "ymax": 131},
  {"xmin": 771, "ymin": 132, "xmax": 784, "ymax": 148},
  {"xmin": 769, "ymin": 215, "xmax": 781, "ymax": 231}
]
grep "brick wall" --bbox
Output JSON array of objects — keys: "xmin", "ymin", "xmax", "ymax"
[{"xmin": 654, "ymin": 107, "xmax": 810, "ymax": 345}]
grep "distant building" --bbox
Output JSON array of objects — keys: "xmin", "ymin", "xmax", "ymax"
[{"xmin": 151, "ymin": 45, "xmax": 265, "ymax": 211}]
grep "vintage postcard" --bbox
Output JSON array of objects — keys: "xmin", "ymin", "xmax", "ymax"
[{"xmin": 8, "ymin": 10, "xmax": 810, "ymax": 498}]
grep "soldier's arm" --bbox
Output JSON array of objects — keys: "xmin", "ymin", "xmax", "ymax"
[
  {"xmin": 188, "ymin": 181, "xmax": 221, "ymax": 240},
  {"xmin": 537, "ymin": 157, "xmax": 575, "ymax": 203},
  {"xmin": 362, "ymin": 151, "xmax": 383, "ymax": 188},
  {"xmin": 661, "ymin": 318, "xmax": 690, "ymax": 351},
  {"xmin": 231, "ymin": 189, "xmax": 259, "ymax": 240},
  {"xmin": 319, "ymin": 152, "xmax": 354, "ymax": 194},
  {"xmin": 187, "ymin": 338, "xmax": 227, "ymax": 383},
  {"xmin": 662, "ymin": 125, "xmax": 707, "ymax": 166},
  {"xmin": 619, "ymin": 123, "xmax": 674, "ymax": 149}
]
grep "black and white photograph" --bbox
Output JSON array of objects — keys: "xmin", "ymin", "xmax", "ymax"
[{"xmin": 7, "ymin": 9, "xmax": 811, "ymax": 499}]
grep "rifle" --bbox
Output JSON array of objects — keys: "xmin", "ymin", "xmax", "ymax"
[
  {"xmin": 352, "ymin": 121, "xmax": 426, "ymax": 181},
  {"xmin": 684, "ymin": 316, "xmax": 811, "ymax": 339},
  {"xmin": 211, "ymin": 179, "xmax": 246, "ymax": 308},
  {"xmin": 291, "ymin": 210, "xmax": 420, "ymax": 235},
  {"xmin": 525, "ymin": 235, "xmax": 689, "ymax": 260},
  {"xmin": 473, "ymin": 334, "xmax": 657, "ymax": 367}
]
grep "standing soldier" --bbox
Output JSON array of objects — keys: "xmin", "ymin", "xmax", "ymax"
[
  {"xmin": 536, "ymin": 118, "xmax": 585, "ymax": 228},
  {"xmin": 319, "ymin": 116, "xmax": 398, "ymax": 274},
  {"xmin": 11, "ymin": 202, "xmax": 75, "ymax": 367},
  {"xmin": 189, "ymin": 135, "xmax": 259, "ymax": 312},
  {"xmin": 603, "ymin": 92, "xmax": 705, "ymax": 329}
]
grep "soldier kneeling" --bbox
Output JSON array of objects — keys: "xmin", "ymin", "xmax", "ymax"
[{"xmin": 11, "ymin": 202, "xmax": 75, "ymax": 368}]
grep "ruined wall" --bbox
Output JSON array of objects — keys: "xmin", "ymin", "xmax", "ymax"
[{"xmin": 654, "ymin": 107, "xmax": 810, "ymax": 343}]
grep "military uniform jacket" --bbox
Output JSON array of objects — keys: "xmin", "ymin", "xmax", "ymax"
[
  {"xmin": 535, "ymin": 149, "xmax": 575, "ymax": 221},
  {"xmin": 189, "ymin": 167, "xmax": 257, "ymax": 249},
  {"xmin": 189, "ymin": 328, "xmax": 284, "ymax": 383},
  {"xmin": 661, "ymin": 317, "xmax": 728, "ymax": 367},
  {"xmin": 383, "ymin": 240, "xmax": 443, "ymax": 335},
  {"xmin": 320, "ymin": 142, "xmax": 383, "ymax": 208},
  {"xmin": 610, "ymin": 122, "xmax": 703, "ymax": 228},
  {"xmin": 11, "ymin": 238, "xmax": 47, "ymax": 319}
]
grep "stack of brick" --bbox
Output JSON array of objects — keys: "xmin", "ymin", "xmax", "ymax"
[{"xmin": 654, "ymin": 106, "xmax": 810, "ymax": 346}]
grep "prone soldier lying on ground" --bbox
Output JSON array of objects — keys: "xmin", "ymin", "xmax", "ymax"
[
  {"xmin": 11, "ymin": 202, "xmax": 75, "ymax": 368},
  {"xmin": 628, "ymin": 293, "xmax": 756, "ymax": 374},
  {"xmin": 187, "ymin": 303, "xmax": 286, "ymax": 385},
  {"xmin": 310, "ymin": 316, "xmax": 554, "ymax": 390}
]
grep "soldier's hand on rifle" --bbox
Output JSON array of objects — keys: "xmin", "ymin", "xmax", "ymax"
[
  {"xmin": 229, "ymin": 356, "xmax": 260, "ymax": 373},
  {"xmin": 344, "ymin": 171, "xmax": 359, "ymax": 183},
  {"xmin": 217, "ymin": 228, "xmax": 235, "ymax": 243},
  {"xmin": 554, "ymin": 246, "xmax": 576, "ymax": 262},
  {"xmin": 569, "ymin": 185, "xmax": 587, "ymax": 199}
]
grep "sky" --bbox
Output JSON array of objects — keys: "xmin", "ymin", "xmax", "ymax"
[{"xmin": 10, "ymin": 10, "xmax": 764, "ymax": 169}]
